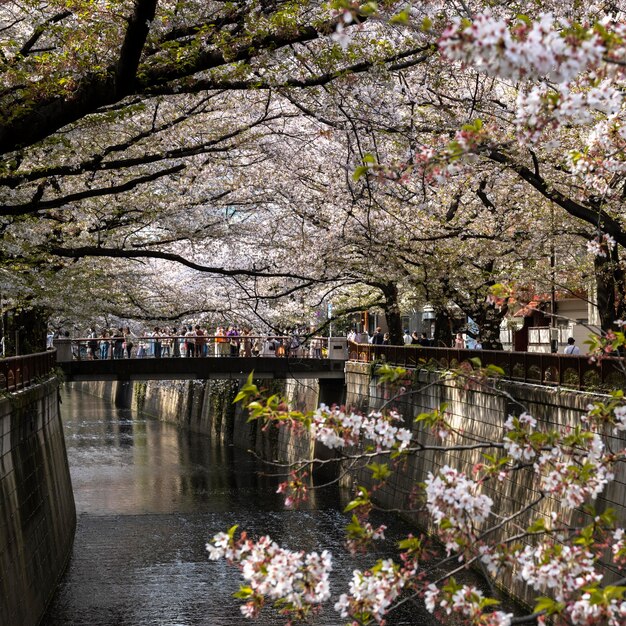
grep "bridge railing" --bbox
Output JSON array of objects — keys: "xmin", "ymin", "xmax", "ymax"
[
  {"xmin": 0, "ymin": 350, "xmax": 57, "ymax": 392},
  {"xmin": 347, "ymin": 341, "xmax": 626, "ymax": 392},
  {"xmin": 53, "ymin": 335, "xmax": 335, "ymax": 361}
]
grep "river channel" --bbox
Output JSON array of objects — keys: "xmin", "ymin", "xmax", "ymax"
[{"xmin": 41, "ymin": 388, "xmax": 443, "ymax": 626}]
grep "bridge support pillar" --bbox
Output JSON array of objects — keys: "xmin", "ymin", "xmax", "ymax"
[
  {"xmin": 318, "ymin": 379, "xmax": 345, "ymax": 407},
  {"xmin": 114, "ymin": 380, "xmax": 133, "ymax": 408}
]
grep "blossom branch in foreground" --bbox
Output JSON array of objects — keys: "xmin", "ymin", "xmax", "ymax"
[{"xmin": 208, "ymin": 365, "xmax": 626, "ymax": 625}]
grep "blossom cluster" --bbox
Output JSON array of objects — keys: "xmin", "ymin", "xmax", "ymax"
[
  {"xmin": 439, "ymin": 11, "xmax": 626, "ymax": 161},
  {"xmin": 513, "ymin": 540, "xmax": 626, "ymax": 624},
  {"xmin": 424, "ymin": 582, "xmax": 513, "ymax": 625},
  {"xmin": 568, "ymin": 593, "xmax": 626, "ymax": 625},
  {"xmin": 613, "ymin": 405, "xmax": 626, "ymax": 432},
  {"xmin": 612, "ymin": 528, "xmax": 626, "ymax": 567},
  {"xmin": 515, "ymin": 81, "xmax": 624, "ymax": 140},
  {"xmin": 276, "ymin": 470, "xmax": 308, "ymax": 508},
  {"xmin": 439, "ymin": 13, "xmax": 605, "ymax": 83},
  {"xmin": 424, "ymin": 465, "xmax": 493, "ymax": 553},
  {"xmin": 334, "ymin": 559, "xmax": 413, "ymax": 624},
  {"xmin": 310, "ymin": 404, "xmax": 412, "ymax": 452},
  {"xmin": 516, "ymin": 543, "xmax": 601, "ymax": 603},
  {"xmin": 586, "ymin": 233, "xmax": 617, "ymax": 258},
  {"xmin": 504, "ymin": 412, "xmax": 614, "ymax": 508},
  {"xmin": 207, "ymin": 530, "xmax": 332, "ymax": 619},
  {"xmin": 502, "ymin": 412, "xmax": 537, "ymax": 461},
  {"xmin": 540, "ymin": 458, "xmax": 614, "ymax": 509},
  {"xmin": 345, "ymin": 519, "xmax": 387, "ymax": 555}
]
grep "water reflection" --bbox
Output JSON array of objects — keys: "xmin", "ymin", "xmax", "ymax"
[{"xmin": 42, "ymin": 388, "xmax": 439, "ymax": 625}]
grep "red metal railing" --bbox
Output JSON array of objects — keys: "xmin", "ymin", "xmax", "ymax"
[
  {"xmin": 0, "ymin": 350, "xmax": 57, "ymax": 392},
  {"xmin": 347, "ymin": 342, "xmax": 626, "ymax": 392}
]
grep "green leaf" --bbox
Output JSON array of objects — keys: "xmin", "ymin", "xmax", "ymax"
[
  {"xmin": 233, "ymin": 585, "xmax": 253, "ymax": 599},
  {"xmin": 485, "ymin": 364, "xmax": 505, "ymax": 376},
  {"xmin": 527, "ymin": 518, "xmax": 547, "ymax": 533},
  {"xmin": 367, "ymin": 462, "xmax": 391, "ymax": 480},
  {"xmin": 233, "ymin": 371, "xmax": 258, "ymax": 404},
  {"xmin": 534, "ymin": 596, "xmax": 565, "ymax": 615},
  {"xmin": 398, "ymin": 536, "xmax": 422, "ymax": 552},
  {"xmin": 390, "ymin": 8, "xmax": 410, "ymax": 24},
  {"xmin": 346, "ymin": 514, "xmax": 365, "ymax": 537},
  {"xmin": 353, "ymin": 165, "xmax": 369, "ymax": 181}
]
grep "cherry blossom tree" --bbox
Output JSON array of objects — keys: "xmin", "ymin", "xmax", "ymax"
[{"xmin": 2, "ymin": 0, "xmax": 625, "ymax": 340}]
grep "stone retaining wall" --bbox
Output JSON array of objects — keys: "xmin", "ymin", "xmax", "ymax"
[{"xmin": 0, "ymin": 379, "xmax": 76, "ymax": 626}]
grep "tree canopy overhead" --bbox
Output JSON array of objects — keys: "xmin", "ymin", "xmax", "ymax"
[{"xmin": 1, "ymin": 1, "xmax": 625, "ymax": 339}]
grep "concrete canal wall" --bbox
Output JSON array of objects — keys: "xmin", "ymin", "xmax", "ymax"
[
  {"xmin": 74, "ymin": 368, "xmax": 621, "ymax": 608},
  {"xmin": 0, "ymin": 379, "xmax": 76, "ymax": 626},
  {"xmin": 344, "ymin": 362, "xmax": 621, "ymax": 606},
  {"xmin": 74, "ymin": 377, "xmax": 343, "ymax": 465}
]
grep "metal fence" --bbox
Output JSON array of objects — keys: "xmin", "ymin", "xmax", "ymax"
[
  {"xmin": 348, "ymin": 341, "xmax": 626, "ymax": 392},
  {"xmin": 0, "ymin": 350, "xmax": 57, "ymax": 392}
]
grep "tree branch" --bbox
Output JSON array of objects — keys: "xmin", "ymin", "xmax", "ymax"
[
  {"xmin": 115, "ymin": 0, "xmax": 158, "ymax": 94},
  {"xmin": 487, "ymin": 149, "xmax": 626, "ymax": 244},
  {"xmin": 0, "ymin": 164, "xmax": 185, "ymax": 216},
  {"xmin": 46, "ymin": 245, "xmax": 321, "ymax": 281}
]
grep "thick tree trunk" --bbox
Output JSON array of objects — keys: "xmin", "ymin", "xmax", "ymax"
[
  {"xmin": 594, "ymin": 247, "xmax": 626, "ymax": 332},
  {"xmin": 477, "ymin": 306, "xmax": 506, "ymax": 350},
  {"xmin": 463, "ymin": 301, "xmax": 508, "ymax": 350},
  {"xmin": 380, "ymin": 282, "xmax": 403, "ymax": 345},
  {"xmin": 3, "ymin": 306, "xmax": 48, "ymax": 356},
  {"xmin": 434, "ymin": 308, "xmax": 453, "ymax": 347}
]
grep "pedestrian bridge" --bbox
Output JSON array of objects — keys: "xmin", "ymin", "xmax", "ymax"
[
  {"xmin": 57, "ymin": 356, "xmax": 346, "ymax": 382},
  {"xmin": 51, "ymin": 335, "xmax": 348, "ymax": 382}
]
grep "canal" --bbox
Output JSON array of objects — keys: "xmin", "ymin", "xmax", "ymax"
[{"xmin": 41, "ymin": 388, "xmax": 440, "ymax": 625}]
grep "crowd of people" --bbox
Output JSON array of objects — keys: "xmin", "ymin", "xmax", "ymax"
[
  {"xmin": 55, "ymin": 325, "xmax": 326, "ymax": 360},
  {"xmin": 49, "ymin": 323, "xmax": 589, "ymax": 361},
  {"xmin": 347, "ymin": 327, "xmax": 435, "ymax": 347}
]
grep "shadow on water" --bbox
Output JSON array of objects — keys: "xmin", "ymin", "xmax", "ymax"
[{"xmin": 41, "ymin": 387, "xmax": 515, "ymax": 626}]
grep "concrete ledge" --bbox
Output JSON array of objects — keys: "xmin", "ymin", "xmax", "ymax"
[{"xmin": 59, "ymin": 357, "xmax": 346, "ymax": 381}]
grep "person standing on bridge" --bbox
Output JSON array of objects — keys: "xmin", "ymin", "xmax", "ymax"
[
  {"xmin": 99, "ymin": 330, "xmax": 110, "ymax": 360},
  {"xmin": 227, "ymin": 326, "xmax": 239, "ymax": 357},
  {"xmin": 564, "ymin": 337, "xmax": 581, "ymax": 355},
  {"xmin": 242, "ymin": 329, "xmax": 253, "ymax": 357},
  {"xmin": 151, "ymin": 327, "xmax": 162, "ymax": 358},
  {"xmin": 185, "ymin": 326, "xmax": 196, "ymax": 357},
  {"xmin": 310, "ymin": 336, "xmax": 322, "ymax": 358},
  {"xmin": 171, "ymin": 327, "xmax": 181, "ymax": 357},
  {"xmin": 123, "ymin": 327, "xmax": 135, "ymax": 359},
  {"xmin": 215, "ymin": 326, "xmax": 227, "ymax": 357},
  {"xmin": 113, "ymin": 328, "xmax": 124, "ymax": 359},
  {"xmin": 195, "ymin": 325, "xmax": 206, "ymax": 357},
  {"xmin": 87, "ymin": 328, "xmax": 99, "ymax": 359},
  {"xmin": 161, "ymin": 328, "xmax": 172, "ymax": 358},
  {"xmin": 371, "ymin": 327, "xmax": 385, "ymax": 345}
]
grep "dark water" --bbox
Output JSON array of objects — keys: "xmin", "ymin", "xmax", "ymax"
[{"xmin": 41, "ymin": 389, "xmax": 440, "ymax": 626}]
